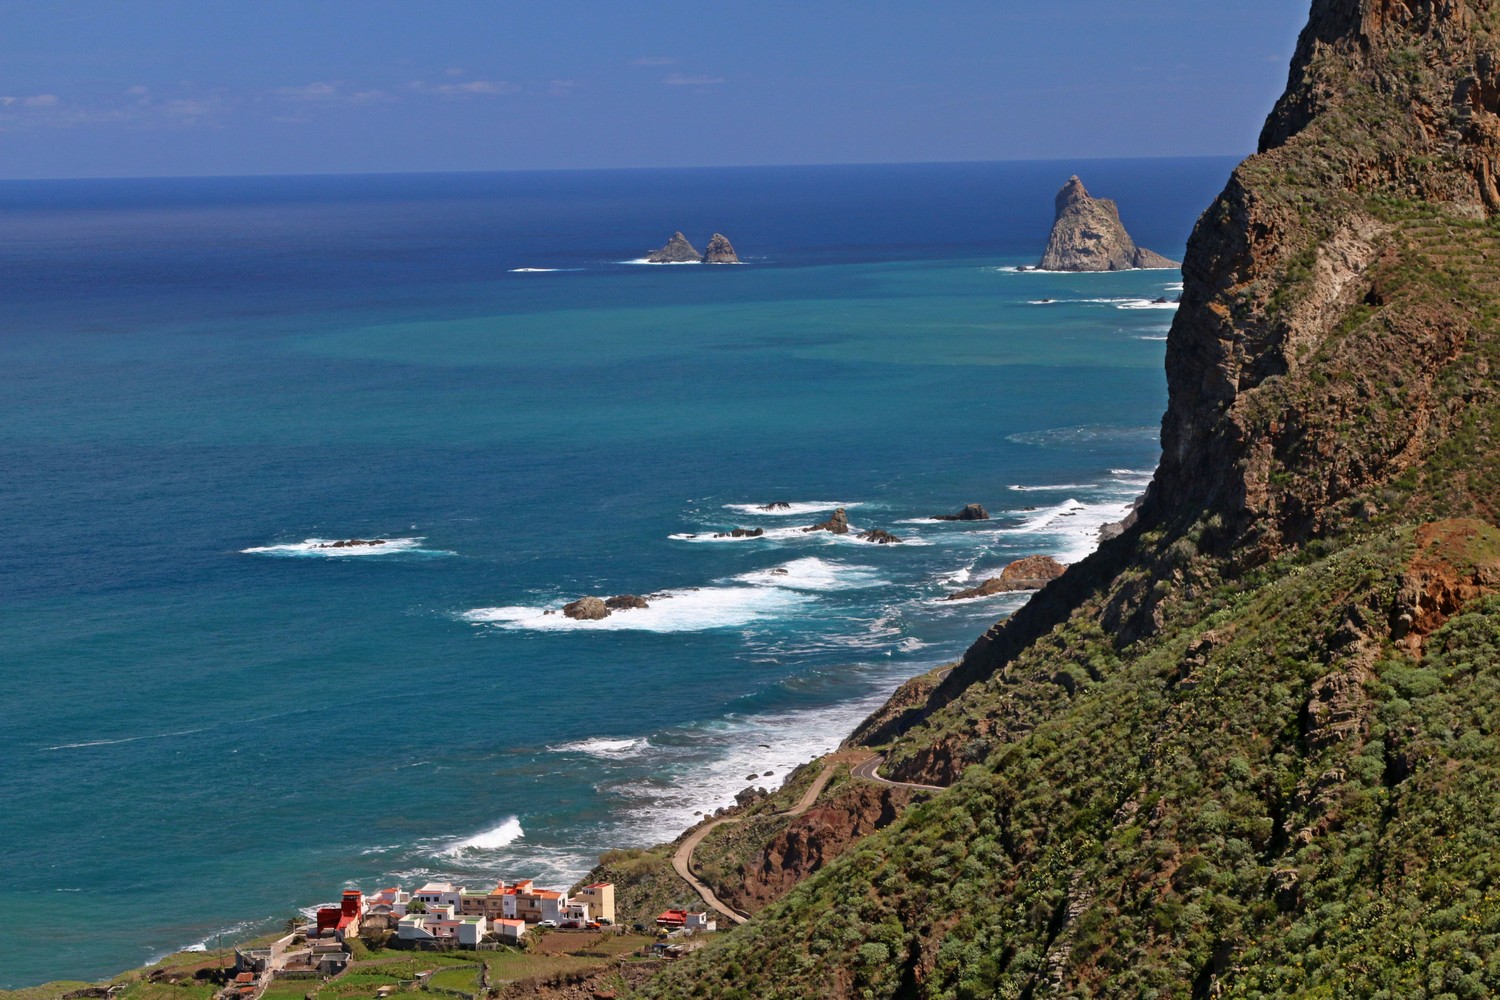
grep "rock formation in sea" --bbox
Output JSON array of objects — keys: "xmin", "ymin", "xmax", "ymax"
[
  {"xmin": 943, "ymin": 554, "xmax": 1067, "ymax": 600},
  {"xmin": 758, "ymin": 501, "xmax": 792, "ymax": 511},
  {"xmin": 646, "ymin": 232, "xmax": 701, "ymax": 263},
  {"xmin": 315, "ymin": 538, "xmax": 388, "ymax": 549},
  {"xmin": 604, "ymin": 594, "xmax": 649, "ymax": 610},
  {"xmin": 561, "ymin": 596, "xmax": 610, "ymax": 620},
  {"xmin": 857, "ymin": 528, "xmax": 903, "ymax": 544},
  {"xmin": 931, "ymin": 503, "xmax": 990, "ymax": 522},
  {"xmin": 802, "ymin": 508, "xmax": 849, "ymax": 534},
  {"xmin": 1037, "ymin": 176, "xmax": 1180, "ymax": 271},
  {"xmin": 714, "ymin": 527, "xmax": 765, "ymax": 538},
  {"xmin": 702, "ymin": 233, "xmax": 740, "ymax": 263}
]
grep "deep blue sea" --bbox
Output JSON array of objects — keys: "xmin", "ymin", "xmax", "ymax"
[{"xmin": 0, "ymin": 158, "xmax": 1232, "ymax": 986}]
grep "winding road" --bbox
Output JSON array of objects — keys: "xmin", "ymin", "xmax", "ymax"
[{"xmin": 672, "ymin": 749, "xmax": 948, "ymax": 923}]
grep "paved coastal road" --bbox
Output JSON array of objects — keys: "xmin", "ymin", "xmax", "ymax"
[
  {"xmin": 672, "ymin": 753, "xmax": 852, "ymax": 925},
  {"xmin": 850, "ymin": 754, "xmax": 949, "ymax": 791}
]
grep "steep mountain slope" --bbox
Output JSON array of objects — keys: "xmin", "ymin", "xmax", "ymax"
[{"xmin": 636, "ymin": 2, "xmax": 1500, "ymax": 996}]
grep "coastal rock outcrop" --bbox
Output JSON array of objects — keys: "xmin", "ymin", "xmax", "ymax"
[
  {"xmin": 562, "ymin": 596, "xmax": 610, "ymax": 620},
  {"xmin": 931, "ymin": 503, "xmax": 990, "ymax": 522},
  {"xmin": 714, "ymin": 527, "xmax": 765, "ymax": 538},
  {"xmin": 802, "ymin": 508, "xmax": 849, "ymax": 535},
  {"xmin": 702, "ymin": 233, "xmax": 740, "ymax": 263},
  {"xmin": 1037, "ymin": 176, "xmax": 1180, "ymax": 271},
  {"xmin": 646, "ymin": 232, "xmax": 701, "ymax": 263},
  {"xmin": 943, "ymin": 554, "xmax": 1067, "ymax": 600},
  {"xmin": 758, "ymin": 501, "xmax": 791, "ymax": 511},
  {"xmin": 858, "ymin": 529, "xmax": 903, "ymax": 544}
]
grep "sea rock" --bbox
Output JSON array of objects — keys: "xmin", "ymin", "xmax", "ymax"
[
  {"xmin": 858, "ymin": 529, "xmax": 903, "ymax": 544},
  {"xmin": 605, "ymin": 594, "xmax": 649, "ymax": 610},
  {"xmin": 997, "ymin": 554, "xmax": 1067, "ymax": 590},
  {"xmin": 803, "ymin": 508, "xmax": 849, "ymax": 534},
  {"xmin": 714, "ymin": 527, "xmax": 765, "ymax": 538},
  {"xmin": 646, "ymin": 231, "xmax": 701, "ymax": 263},
  {"xmin": 702, "ymin": 233, "xmax": 740, "ymax": 264},
  {"xmin": 562, "ymin": 596, "xmax": 611, "ymax": 620},
  {"xmin": 758, "ymin": 501, "xmax": 792, "ymax": 511},
  {"xmin": 943, "ymin": 554, "xmax": 1067, "ymax": 600},
  {"xmin": 1037, "ymin": 176, "xmax": 1180, "ymax": 272},
  {"xmin": 931, "ymin": 503, "xmax": 990, "ymax": 522},
  {"xmin": 317, "ymin": 538, "xmax": 388, "ymax": 549}
]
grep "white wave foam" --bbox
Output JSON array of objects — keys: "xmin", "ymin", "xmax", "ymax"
[
  {"xmin": 509, "ymin": 267, "xmax": 565, "ymax": 273},
  {"xmin": 1135, "ymin": 335, "xmax": 1169, "ymax": 341},
  {"xmin": 620, "ymin": 258, "xmax": 701, "ymax": 265},
  {"xmin": 445, "ymin": 816, "xmax": 524, "ymax": 853},
  {"xmin": 722, "ymin": 501, "xmax": 861, "ymax": 517},
  {"xmin": 241, "ymin": 537, "xmax": 451, "ymax": 558},
  {"xmin": 994, "ymin": 497, "xmax": 1135, "ymax": 563},
  {"xmin": 1115, "ymin": 299, "xmax": 1179, "ymax": 310},
  {"xmin": 45, "ymin": 725, "xmax": 212, "ymax": 751},
  {"xmin": 464, "ymin": 585, "xmax": 813, "ymax": 632},
  {"xmin": 733, "ymin": 557, "xmax": 889, "ymax": 592},
  {"xmin": 1008, "ymin": 483, "xmax": 1093, "ymax": 492},
  {"xmin": 549, "ymin": 737, "xmax": 648, "ymax": 758},
  {"xmin": 1164, "ymin": 282, "xmax": 1185, "ymax": 292}
]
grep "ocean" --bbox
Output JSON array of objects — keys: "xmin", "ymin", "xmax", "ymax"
[{"xmin": 0, "ymin": 157, "xmax": 1233, "ymax": 986}]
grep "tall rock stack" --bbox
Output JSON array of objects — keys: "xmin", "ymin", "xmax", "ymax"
[{"xmin": 1037, "ymin": 176, "xmax": 1179, "ymax": 271}]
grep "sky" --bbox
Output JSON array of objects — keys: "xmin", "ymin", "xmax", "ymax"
[{"xmin": 0, "ymin": 1, "xmax": 1313, "ymax": 179}]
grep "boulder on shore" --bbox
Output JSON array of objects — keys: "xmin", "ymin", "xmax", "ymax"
[
  {"xmin": 1038, "ymin": 176, "xmax": 1180, "ymax": 272},
  {"xmin": 646, "ymin": 232, "xmax": 701, "ymax": 263},
  {"xmin": 562, "ymin": 596, "xmax": 611, "ymax": 620},
  {"xmin": 702, "ymin": 233, "xmax": 740, "ymax": 263},
  {"xmin": 943, "ymin": 554, "xmax": 1068, "ymax": 600},
  {"xmin": 803, "ymin": 508, "xmax": 849, "ymax": 535},
  {"xmin": 931, "ymin": 503, "xmax": 990, "ymax": 522},
  {"xmin": 859, "ymin": 529, "xmax": 903, "ymax": 544}
]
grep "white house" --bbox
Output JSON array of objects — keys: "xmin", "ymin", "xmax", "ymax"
[
  {"xmin": 397, "ymin": 904, "xmax": 487, "ymax": 947},
  {"xmin": 412, "ymin": 882, "xmax": 464, "ymax": 912},
  {"xmin": 493, "ymin": 918, "xmax": 527, "ymax": 943}
]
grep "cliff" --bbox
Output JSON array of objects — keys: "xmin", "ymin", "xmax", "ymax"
[
  {"xmin": 1038, "ymin": 176, "xmax": 1181, "ymax": 271},
  {"xmin": 636, "ymin": 2, "xmax": 1500, "ymax": 996}
]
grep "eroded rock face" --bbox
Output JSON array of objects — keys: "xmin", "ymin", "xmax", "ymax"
[
  {"xmin": 724, "ymin": 784, "xmax": 915, "ymax": 914},
  {"xmin": 932, "ymin": 503, "xmax": 990, "ymax": 522},
  {"xmin": 646, "ymin": 232, "xmax": 701, "ymax": 263},
  {"xmin": 562, "ymin": 596, "xmax": 610, "ymax": 620},
  {"xmin": 703, "ymin": 233, "xmax": 740, "ymax": 263},
  {"xmin": 803, "ymin": 508, "xmax": 849, "ymax": 534},
  {"xmin": 1038, "ymin": 176, "xmax": 1180, "ymax": 271}
]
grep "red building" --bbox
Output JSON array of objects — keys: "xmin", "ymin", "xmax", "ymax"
[{"xmin": 316, "ymin": 890, "xmax": 363, "ymax": 938}]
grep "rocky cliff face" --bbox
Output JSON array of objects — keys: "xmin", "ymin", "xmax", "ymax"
[{"xmin": 1038, "ymin": 176, "xmax": 1180, "ymax": 271}]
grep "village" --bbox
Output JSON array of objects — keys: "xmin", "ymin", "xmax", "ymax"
[{"xmin": 219, "ymin": 878, "xmax": 716, "ymax": 1000}]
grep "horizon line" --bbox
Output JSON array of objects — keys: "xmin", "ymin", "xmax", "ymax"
[{"xmin": 0, "ymin": 152, "xmax": 1250, "ymax": 185}]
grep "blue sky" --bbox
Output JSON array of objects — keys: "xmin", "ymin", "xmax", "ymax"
[{"xmin": 0, "ymin": 1, "xmax": 1311, "ymax": 179}]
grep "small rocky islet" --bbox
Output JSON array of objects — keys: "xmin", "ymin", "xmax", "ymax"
[
  {"xmin": 644, "ymin": 231, "xmax": 741, "ymax": 264},
  {"xmin": 1030, "ymin": 175, "xmax": 1179, "ymax": 271}
]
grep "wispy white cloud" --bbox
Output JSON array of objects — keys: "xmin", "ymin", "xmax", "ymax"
[
  {"xmin": 274, "ymin": 81, "xmax": 388, "ymax": 105},
  {"xmin": 632, "ymin": 56, "xmax": 677, "ymax": 67},
  {"xmin": 1, "ymin": 94, "xmax": 60, "ymax": 108},
  {"xmin": 663, "ymin": 73, "xmax": 725, "ymax": 87},
  {"xmin": 546, "ymin": 79, "xmax": 582, "ymax": 97},
  {"xmin": 409, "ymin": 79, "xmax": 519, "ymax": 97}
]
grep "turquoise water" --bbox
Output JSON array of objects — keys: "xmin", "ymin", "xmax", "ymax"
[{"xmin": 0, "ymin": 159, "xmax": 1229, "ymax": 986}]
